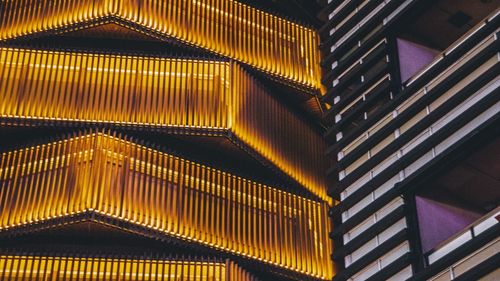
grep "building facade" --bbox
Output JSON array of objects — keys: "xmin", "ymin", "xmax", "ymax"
[
  {"xmin": 0, "ymin": 1, "xmax": 334, "ymax": 280},
  {"xmin": 1, "ymin": 0, "xmax": 499, "ymax": 280},
  {"xmin": 320, "ymin": 0, "xmax": 499, "ymax": 280}
]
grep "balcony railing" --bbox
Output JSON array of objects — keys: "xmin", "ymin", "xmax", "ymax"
[
  {"xmin": 405, "ymin": 9, "xmax": 500, "ymax": 87},
  {"xmin": 426, "ymin": 207, "xmax": 500, "ymax": 265},
  {"xmin": 341, "ymin": 75, "xmax": 499, "ymax": 220},
  {"xmin": 429, "ymin": 238, "xmax": 499, "ymax": 281}
]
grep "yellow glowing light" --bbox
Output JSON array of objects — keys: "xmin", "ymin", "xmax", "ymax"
[
  {"xmin": 0, "ymin": 131, "xmax": 335, "ymax": 279},
  {"xmin": 0, "ymin": 255, "xmax": 252, "ymax": 281},
  {"xmin": 0, "ymin": 0, "xmax": 322, "ymax": 90},
  {"xmin": 0, "ymin": 47, "xmax": 329, "ymax": 201}
]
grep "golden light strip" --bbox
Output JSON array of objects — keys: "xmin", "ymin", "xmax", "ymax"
[
  {"xmin": 0, "ymin": 47, "xmax": 329, "ymax": 201},
  {"xmin": 0, "ymin": 255, "xmax": 255, "ymax": 281},
  {"xmin": 0, "ymin": 132, "xmax": 335, "ymax": 279},
  {"xmin": 0, "ymin": 0, "xmax": 322, "ymax": 90}
]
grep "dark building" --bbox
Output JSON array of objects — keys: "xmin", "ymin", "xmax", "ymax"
[
  {"xmin": 0, "ymin": 1, "xmax": 334, "ymax": 280},
  {"xmin": 320, "ymin": 0, "xmax": 499, "ymax": 280}
]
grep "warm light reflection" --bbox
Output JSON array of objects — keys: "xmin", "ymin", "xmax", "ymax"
[
  {"xmin": 0, "ymin": 47, "xmax": 329, "ymax": 201},
  {"xmin": 0, "ymin": 0, "xmax": 322, "ymax": 90},
  {"xmin": 0, "ymin": 131, "xmax": 334, "ymax": 279},
  {"xmin": 0, "ymin": 255, "xmax": 255, "ymax": 281}
]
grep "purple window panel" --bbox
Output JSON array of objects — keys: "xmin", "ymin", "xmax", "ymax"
[
  {"xmin": 397, "ymin": 38, "xmax": 439, "ymax": 83},
  {"xmin": 415, "ymin": 196, "xmax": 482, "ymax": 253}
]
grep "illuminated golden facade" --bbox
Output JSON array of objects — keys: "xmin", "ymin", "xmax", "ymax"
[
  {"xmin": 0, "ymin": 255, "xmax": 254, "ymax": 280},
  {"xmin": 0, "ymin": 47, "xmax": 328, "ymax": 201},
  {"xmin": 0, "ymin": 132, "xmax": 333, "ymax": 279},
  {"xmin": 0, "ymin": 0, "xmax": 334, "ymax": 280},
  {"xmin": 0, "ymin": 0, "xmax": 322, "ymax": 90}
]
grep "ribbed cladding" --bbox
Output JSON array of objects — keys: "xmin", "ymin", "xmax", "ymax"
[
  {"xmin": 0, "ymin": 0, "xmax": 322, "ymax": 91},
  {"xmin": 0, "ymin": 254, "xmax": 257, "ymax": 281},
  {"xmin": 0, "ymin": 47, "xmax": 329, "ymax": 201},
  {"xmin": 0, "ymin": 47, "xmax": 231, "ymax": 131},
  {"xmin": 230, "ymin": 63, "xmax": 330, "ymax": 202},
  {"xmin": 0, "ymin": 131, "xmax": 335, "ymax": 280}
]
